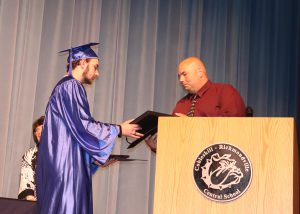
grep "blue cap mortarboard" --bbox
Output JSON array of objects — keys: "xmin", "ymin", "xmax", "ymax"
[
  {"xmin": 59, "ymin": 42, "xmax": 99, "ymax": 62},
  {"xmin": 59, "ymin": 42, "xmax": 99, "ymax": 75}
]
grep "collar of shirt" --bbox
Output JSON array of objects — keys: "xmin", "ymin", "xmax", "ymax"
[{"xmin": 188, "ymin": 80, "xmax": 212, "ymax": 100}]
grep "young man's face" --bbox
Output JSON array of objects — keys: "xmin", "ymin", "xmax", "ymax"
[{"xmin": 82, "ymin": 59, "xmax": 99, "ymax": 85}]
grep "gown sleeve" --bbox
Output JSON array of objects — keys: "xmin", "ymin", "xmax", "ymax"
[{"xmin": 55, "ymin": 79, "xmax": 119, "ymax": 165}]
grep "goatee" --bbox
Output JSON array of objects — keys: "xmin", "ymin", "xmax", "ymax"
[{"xmin": 82, "ymin": 68, "xmax": 93, "ymax": 85}]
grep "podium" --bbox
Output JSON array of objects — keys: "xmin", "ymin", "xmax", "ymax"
[{"xmin": 153, "ymin": 117, "xmax": 299, "ymax": 214}]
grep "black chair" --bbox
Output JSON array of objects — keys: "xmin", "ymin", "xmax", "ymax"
[{"xmin": 245, "ymin": 106, "xmax": 253, "ymax": 117}]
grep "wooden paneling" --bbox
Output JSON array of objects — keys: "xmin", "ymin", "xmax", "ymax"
[{"xmin": 153, "ymin": 117, "xmax": 298, "ymax": 214}]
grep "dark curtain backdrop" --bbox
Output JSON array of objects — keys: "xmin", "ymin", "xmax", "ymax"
[{"xmin": 0, "ymin": 0, "xmax": 299, "ymax": 213}]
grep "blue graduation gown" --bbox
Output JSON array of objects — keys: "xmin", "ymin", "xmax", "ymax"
[{"xmin": 36, "ymin": 76, "xmax": 119, "ymax": 214}]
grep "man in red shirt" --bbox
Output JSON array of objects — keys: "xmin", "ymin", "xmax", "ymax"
[
  {"xmin": 173, "ymin": 57, "xmax": 245, "ymax": 117},
  {"xmin": 146, "ymin": 57, "xmax": 246, "ymax": 152}
]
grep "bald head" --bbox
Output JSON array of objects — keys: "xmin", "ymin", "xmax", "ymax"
[
  {"xmin": 178, "ymin": 57, "xmax": 206, "ymax": 72},
  {"xmin": 177, "ymin": 57, "xmax": 208, "ymax": 93}
]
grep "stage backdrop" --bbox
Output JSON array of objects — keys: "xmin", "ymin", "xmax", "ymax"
[{"xmin": 0, "ymin": 0, "xmax": 299, "ymax": 213}]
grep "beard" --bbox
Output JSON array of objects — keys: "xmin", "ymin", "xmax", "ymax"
[{"xmin": 82, "ymin": 67, "xmax": 93, "ymax": 85}]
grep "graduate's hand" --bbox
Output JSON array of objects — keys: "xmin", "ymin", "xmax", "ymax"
[
  {"xmin": 144, "ymin": 134, "xmax": 157, "ymax": 153},
  {"xmin": 174, "ymin": 113, "xmax": 188, "ymax": 117},
  {"xmin": 120, "ymin": 119, "xmax": 144, "ymax": 139}
]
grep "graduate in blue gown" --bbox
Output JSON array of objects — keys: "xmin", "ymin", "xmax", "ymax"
[{"xmin": 36, "ymin": 43, "xmax": 143, "ymax": 214}]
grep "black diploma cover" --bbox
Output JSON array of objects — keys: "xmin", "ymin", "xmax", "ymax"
[{"xmin": 127, "ymin": 111, "xmax": 171, "ymax": 149}]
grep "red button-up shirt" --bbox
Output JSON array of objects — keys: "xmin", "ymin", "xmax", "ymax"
[{"xmin": 172, "ymin": 81, "xmax": 246, "ymax": 117}]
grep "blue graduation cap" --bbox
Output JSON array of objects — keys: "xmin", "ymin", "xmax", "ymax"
[{"xmin": 59, "ymin": 42, "xmax": 99, "ymax": 75}]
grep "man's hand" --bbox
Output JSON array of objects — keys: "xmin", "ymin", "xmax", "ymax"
[
  {"xmin": 102, "ymin": 158, "xmax": 118, "ymax": 167},
  {"xmin": 120, "ymin": 119, "xmax": 144, "ymax": 139},
  {"xmin": 25, "ymin": 195, "xmax": 36, "ymax": 201},
  {"xmin": 93, "ymin": 159, "xmax": 118, "ymax": 168},
  {"xmin": 145, "ymin": 134, "xmax": 157, "ymax": 153},
  {"xmin": 174, "ymin": 113, "xmax": 187, "ymax": 117}
]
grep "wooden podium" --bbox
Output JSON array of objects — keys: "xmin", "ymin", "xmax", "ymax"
[{"xmin": 153, "ymin": 117, "xmax": 299, "ymax": 214}]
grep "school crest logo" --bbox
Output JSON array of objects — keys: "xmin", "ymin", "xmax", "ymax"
[{"xmin": 193, "ymin": 143, "xmax": 252, "ymax": 202}]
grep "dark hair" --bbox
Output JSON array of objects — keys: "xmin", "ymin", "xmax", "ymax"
[
  {"xmin": 66, "ymin": 59, "xmax": 91, "ymax": 72},
  {"xmin": 32, "ymin": 115, "xmax": 45, "ymax": 144}
]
